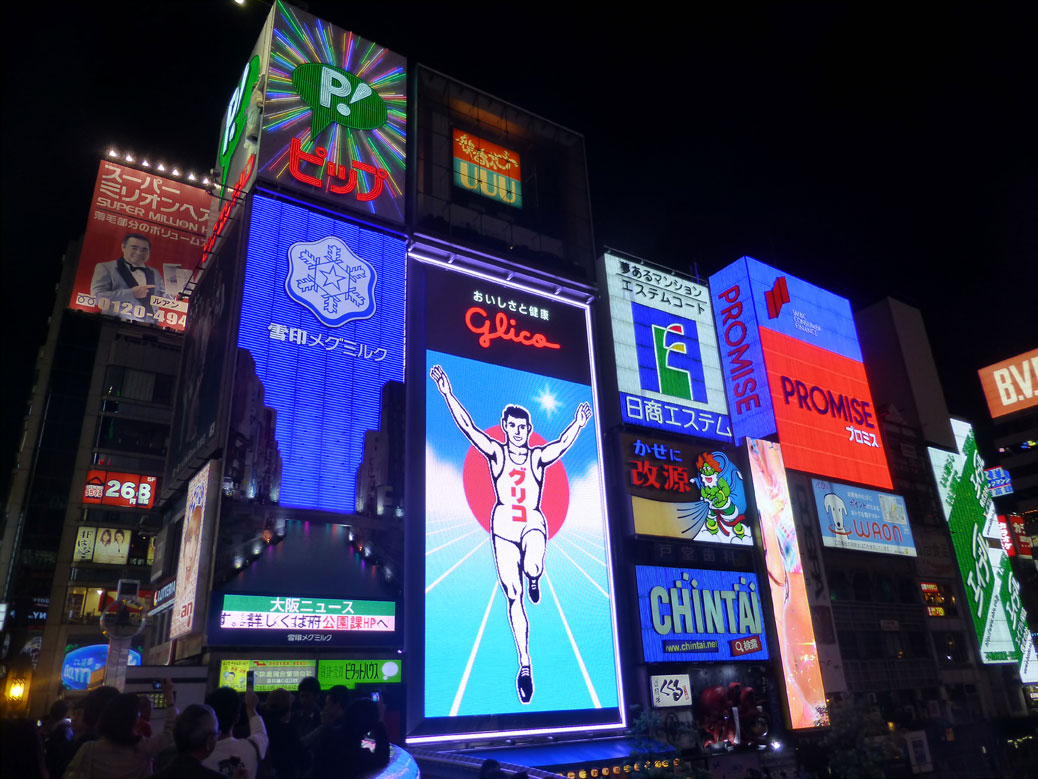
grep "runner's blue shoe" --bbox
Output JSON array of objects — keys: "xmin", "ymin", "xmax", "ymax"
[
  {"xmin": 517, "ymin": 666, "xmax": 534, "ymax": 704},
  {"xmin": 528, "ymin": 575, "xmax": 541, "ymax": 604}
]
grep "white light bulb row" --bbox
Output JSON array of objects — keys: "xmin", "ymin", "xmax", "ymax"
[{"xmin": 107, "ymin": 148, "xmax": 210, "ymax": 186}]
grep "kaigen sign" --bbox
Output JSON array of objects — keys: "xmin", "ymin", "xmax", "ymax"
[
  {"xmin": 236, "ymin": 194, "xmax": 405, "ymax": 512},
  {"xmin": 748, "ymin": 439, "xmax": 828, "ymax": 729},
  {"xmin": 257, "ymin": 3, "xmax": 406, "ymax": 224},
  {"xmin": 624, "ymin": 433, "xmax": 753, "ymax": 545},
  {"xmin": 811, "ymin": 479, "xmax": 916, "ymax": 556},
  {"xmin": 453, "ymin": 129, "xmax": 522, "ymax": 208},
  {"xmin": 605, "ymin": 254, "xmax": 730, "ymax": 441},
  {"xmin": 636, "ymin": 566, "xmax": 768, "ymax": 663},
  {"xmin": 82, "ymin": 470, "xmax": 157, "ymax": 509},
  {"xmin": 68, "ymin": 160, "xmax": 209, "ymax": 331},
  {"xmin": 928, "ymin": 420, "xmax": 1037, "ymax": 681},
  {"xmin": 420, "ymin": 259, "xmax": 623, "ymax": 737},
  {"xmin": 978, "ymin": 349, "xmax": 1038, "ymax": 419}
]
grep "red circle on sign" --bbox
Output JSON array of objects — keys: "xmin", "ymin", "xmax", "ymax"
[{"xmin": 462, "ymin": 426, "xmax": 570, "ymax": 539}]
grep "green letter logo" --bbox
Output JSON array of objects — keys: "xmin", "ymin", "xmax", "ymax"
[{"xmin": 292, "ymin": 63, "xmax": 388, "ymax": 140}]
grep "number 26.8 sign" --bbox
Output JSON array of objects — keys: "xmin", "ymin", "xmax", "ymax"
[{"xmin": 83, "ymin": 470, "xmax": 157, "ymax": 509}]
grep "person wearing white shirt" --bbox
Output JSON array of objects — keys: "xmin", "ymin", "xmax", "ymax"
[{"xmin": 202, "ymin": 687, "xmax": 268, "ymax": 779}]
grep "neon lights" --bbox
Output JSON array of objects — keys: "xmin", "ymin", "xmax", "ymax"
[
  {"xmin": 82, "ymin": 470, "xmax": 157, "ymax": 509},
  {"xmin": 200, "ymin": 153, "xmax": 254, "ymax": 265},
  {"xmin": 219, "ymin": 594, "xmax": 395, "ymax": 632},
  {"xmin": 453, "ymin": 129, "xmax": 522, "ymax": 208},
  {"xmin": 464, "ymin": 307, "xmax": 561, "ymax": 350}
]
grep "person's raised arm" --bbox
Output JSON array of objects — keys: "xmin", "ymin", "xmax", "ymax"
[{"xmin": 539, "ymin": 402, "xmax": 592, "ymax": 467}]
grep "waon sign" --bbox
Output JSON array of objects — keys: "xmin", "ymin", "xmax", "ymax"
[{"xmin": 709, "ymin": 257, "xmax": 891, "ymax": 490}]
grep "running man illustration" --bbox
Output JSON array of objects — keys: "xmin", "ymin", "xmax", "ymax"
[{"xmin": 430, "ymin": 364, "xmax": 592, "ymax": 704}]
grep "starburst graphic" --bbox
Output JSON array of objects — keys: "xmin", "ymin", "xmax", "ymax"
[{"xmin": 534, "ymin": 385, "xmax": 560, "ymax": 416}]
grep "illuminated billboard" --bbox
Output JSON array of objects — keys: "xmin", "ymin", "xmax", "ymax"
[
  {"xmin": 636, "ymin": 566, "xmax": 768, "ymax": 663},
  {"xmin": 453, "ymin": 129, "xmax": 522, "ymax": 208},
  {"xmin": 73, "ymin": 527, "xmax": 131, "ymax": 565},
  {"xmin": 747, "ymin": 439, "xmax": 828, "ymax": 729},
  {"xmin": 171, "ymin": 462, "xmax": 214, "ymax": 638},
  {"xmin": 986, "ymin": 467, "xmax": 1014, "ymax": 497},
  {"xmin": 219, "ymin": 659, "xmax": 316, "ymax": 692},
  {"xmin": 256, "ymin": 4, "xmax": 406, "ymax": 224},
  {"xmin": 978, "ymin": 349, "xmax": 1038, "ymax": 419},
  {"xmin": 998, "ymin": 514, "xmax": 1032, "ymax": 559},
  {"xmin": 811, "ymin": 479, "xmax": 916, "ymax": 556},
  {"xmin": 62, "ymin": 645, "xmax": 141, "ymax": 691},
  {"xmin": 416, "ymin": 260, "xmax": 623, "ymax": 740},
  {"xmin": 318, "ymin": 658, "xmax": 403, "ymax": 690},
  {"xmin": 710, "ymin": 256, "xmax": 891, "ymax": 489},
  {"xmin": 623, "ymin": 433, "xmax": 753, "ymax": 545},
  {"xmin": 82, "ymin": 470, "xmax": 157, "ymax": 509},
  {"xmin": 236, "ymin": 194, "xmax": 405, "ymax": 512},
  {"xmin": 928, "ymin": 420, "xmax": 1037, "ymax": 680},
  {"xmin": 605, "ymin": 254, "xmax": 730, "ymax": 441},
  {"xmin": 68, "ymin": 160, "xmax": 209, "ymax": 330}
]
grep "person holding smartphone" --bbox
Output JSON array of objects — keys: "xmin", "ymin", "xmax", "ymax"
[{"xmin": 202, "ymin": 679, "xmax": 268, "ymax": 779}]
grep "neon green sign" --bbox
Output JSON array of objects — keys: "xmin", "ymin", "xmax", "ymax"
[{"xmin": 291, "ymin": 63, "xmax": 388, "ymax": 140}]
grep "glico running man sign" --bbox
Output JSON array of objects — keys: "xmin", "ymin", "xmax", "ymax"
[{"xmin": 416, "ymin": 260, "xmax": 624, "ymax": 741}]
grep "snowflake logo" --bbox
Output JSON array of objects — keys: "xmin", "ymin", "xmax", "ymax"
[{"xmin": 285, "ymin": 236, "xmax": 377, "ymax": 327}]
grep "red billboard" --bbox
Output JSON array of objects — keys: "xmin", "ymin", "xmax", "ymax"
[
  {"xmin": 68, "ymin": 160, "xmax": 211, "ymax": 331},
  {"xmin": 82, "ymin": 470, "xmax": 157, "ymax": 509},
  {"xmin": 760, "ymin": 329, "xmax": 892, "ymax": 489}
]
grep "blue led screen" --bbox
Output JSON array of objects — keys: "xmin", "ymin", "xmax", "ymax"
[{"xmin": 238, "ymin": 194, "xmax": 405, "ymax": 512}]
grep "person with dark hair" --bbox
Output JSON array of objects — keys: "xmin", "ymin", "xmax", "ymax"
[
  {"xmin": 262, "ymin": 688, "xmax": 306, "ymax": 779},
  {"xmin": 70, "ymin": 686, "xmax": 121, "ymax": 757},
  {"xmin": 202, "ymin": 687, "xmax": 268, "ymax": 778},
  {"xmin": 302, "ymin": 686, "xmax": 351, "ymax": 779},
  {"xmin": 289, "ymin": 677, "xmax": 321, "ymax": 739},
  {"xmin": 63, "ymin": 681, "xmax": 177, "ymax": 779},
  {"xmin": 98, "ymin": 529, "xmax": 113, "ymax": 548},
  {"xmin": 1, "ymin": 717, "xmax": 49, "ymax": 779},
  {"xmin": 45, "ymin": 699, "xmax": 76, "ymax": 778},
  {"xmin": 339, "ymin": 697, "xmax": 389, "ymax": 779},
  {"xmin": 147, "ymin": 704, "xmax": 231, "ymax": 779},
  {"xmin": 90, "ymin": 232, "xmax": 170, "ymax": 323}
]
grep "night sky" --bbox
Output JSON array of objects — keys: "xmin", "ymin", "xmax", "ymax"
[{"xmin": 2, "ymin": 2, "xmax": 1035, "ymax": 495}]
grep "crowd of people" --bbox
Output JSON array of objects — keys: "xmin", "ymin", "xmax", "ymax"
[{"xmin": 0, "ymin": 676, "xmax": 391, "ymax": 779}]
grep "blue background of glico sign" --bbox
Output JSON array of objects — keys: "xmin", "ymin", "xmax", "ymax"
[
  {"xmin": 708, "ymin": 259, "xmax": 774, "ymax": 442},
  {"xmin": 636, "ymin": 565, "xmax": 769, "ymax": 663},
  {"xmin": 238, "ymin": 194, "xmax": 405, "ymax": 512}
]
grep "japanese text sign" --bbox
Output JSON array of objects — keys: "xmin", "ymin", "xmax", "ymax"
[
  {"xmin": 318, "ymin": 658, "xmax": 402, "ymax": 689},
  {"xmin": 623, "ymin": 433, "xmax": 753, "ymax": 546},
  {"xmin": 710, "ymin": 256, "xmax": 891, "ymax": 489},
  {"xmin": 257, "ymin": 4, "xmax": 406, "ymax": 224},
  {"xmin": 636, "ymin": 566, "xmax": 768, "ymax": 663},
  {"xmin": 978, "ymin": 349, "xmax": 1038, "ymax": 419},
  {"xmin": 998, "ymin": 514, "xmax": 1032, "ymax": 559},
  {"xmin": 237, "ymin": 195, "xmax": 405, "ymax": 513},
  {"xmin": 82, "ymin": 470, "xmax": 157, "ymax": 509},
  {"xmin": 985, "ymin": 467, "xmax": 1014, "ymax": 498},
  {"xmin": 453, "ymin": 129, "xmax": 522, "ymax": 208},
  {"xmin": 69, "ymin": 160, "xmax": 209, "ymax": 331},
  {"xmin": 650, "ymin": 674, "xmax": 692, "ymax": 708},
  {"xmin": 605, "ymin": 254, "xmax": 731, "ymax": 442},
  {"xmin": 219, "ymin": 659, "xmax": 316, "ymax": 692},
  {"xmin": 928, "ymin": 420, "xmax": 1037, "ymax": 680},
  {"xmin": 73, "ymin": 527, "xmax": 131, "ymax": 565},
  {"xmin": 812, "ymin": 479, "xmax": 916, "ymax": 556}
]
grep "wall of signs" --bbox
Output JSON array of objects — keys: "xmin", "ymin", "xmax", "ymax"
[
  {"xmin": 928, "ymin": 420, "xmax": 1037, "ymax": 680},
  {"xmin": 710, "ymin": 257, "xmax": 891, "ymax": 489},
  {"xmin": 810, "ymin": 478, "xmax": 917, "ymax": 556},
  {"xmin": 417, "ymin": 259, "xmax": 623, "ymax": 739},
  {"xmin": 605, "ymin": 254, "xmax": 730, "ymax": 442}
]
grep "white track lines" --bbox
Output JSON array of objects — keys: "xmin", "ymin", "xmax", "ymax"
[
  {"xmin": 546, "ymin": 574, "xmax": 600, "ymax": 708},
  {"xmin": 449, "ymin": 581, "xmax": 498, "ymax": 716},
  {"xmin": 552, "ymin": 543, "xmax": 609, "ymax": 598},
  {"xmin": 426, "ymin": 527, "xmax": 481, "ymax": 555},
  {"xmin": 425, "ymin": 538, "xmax": 488, "ymax": 594}
]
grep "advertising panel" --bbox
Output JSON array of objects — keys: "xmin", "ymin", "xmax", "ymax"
[
  {"xmin": 605, "ymin": 254, "xmax": 730, "ymax": 441},
  {"xmin": 257, "ymin": 3, "xmax": 406, "ymax": 224},
  {"xmin": 978, "ymin": 349, "xmax": 1038, "ymax": 419},
  {"xmin": 928, "ymin": 420, "xmax": 1037, "ymax": 680},
  {"xmin": 236, "ymin": 194, "xmax": 405, "ymax": 512},
  {"xmin": 623, "ymin": 433, "xmax": 753, "ymax": 545},
  {"xmin": 453, "ymin": 129, "xmax": 522, "ymax": 208},
  {"xmin": 218, "ymin": 659, "xmax": 316, "ymax": 692},
  {"xmin": 208, "ymin": 592, "xmax": 395, "ymax": 648},
  {"xmin": 710, "ymin": 257, "xmax": 891, "ymax": 489},
  {"xmin": 747, "ymin": 439, "xmax": 829, "ymax": 728},
  {"xmin": 61, "ymin": 645, "xmax": 141, "ymax": 691},
  {"xmin": 985, "ymin": 467, "xmax": 1014, "ymax": 498},
  {"xmin": 82, "ymin": 470, "xmax": 157, "ymax": 509},
  {"xmin": 68, "ymin": 160, "xmax": 209, "ymax": 330},
  {"xmin": 419, "ymin": 260, "xmax": 623, "ymax": 736},
  {"xmin": 318, "ymin": 658, "xmax": 403, "ymax": 690},
  {"xmin": 811, "ymin": 479, "xmax": 916, "ymax": 556},
  {"xmin": 636, "ymin": 566, "xmax": 768, "ymax": 663},
  {"xmin": 1003, "ymin": 514, "xmax": 1033, "ymax": 558},
  {"xmin": 72, "ymin": 527, "xmax": 131, "ymax": 565},
  {"xmin": 170, "ymin": 462, "xmax": 213, "ymax": 638},
  {"xmin": 650, "ymin": 674, "xmax": 692, "ymax": 708}
]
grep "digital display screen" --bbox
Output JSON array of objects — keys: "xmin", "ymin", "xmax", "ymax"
[
  {"xmin": 978, "ymin": 349, "xmax": 1038, "ymax": 419},
  {"xmin": 257, "ymin": 4, "xmax": 406, "ymax": 224},
  {"xmin": 747, "ymin": 439, "xmax": 828, "ymax": 729},
  {"xmin": 237, "ymin": 194, "xmax": 405, "ymax": 512},
  {"xmin": 928, "ymin": 420, "xmax": 1036, "ymax": 680},
  {"xmin": 605, "ymin": 254, "xmax": 730, "ymax": 441},
  {"xmin": 985, "ymin": 467, "xmax": 1014, "ymax": 497},
  {"xmin": 418, "ymin": 260, "xmax": 623, "ymax": 739},
  {"xmin": 171, "ymin": 462, "xmax": 211, "ymax": 638},
  {"xmin": 623, "ymin": 433, "xmax": 753, "ymax": 546},
  {"xmin": 811, "ymin": 479, "xmax": 916, "ymax": 556},
  {"xmin": 636, "ymin": 566, "xmax": 768, "ymax": 663},
  {"xmin": 68, "ymin": 160, "xmax": 209, "ymax": 330},
  {"xmin": 82, "ymin": 470, "xmax": 157, "ymax": 509},
  {"xmin": 318, "ymin": 658, "xmax": 402, "ymax": 690},
  {"xmin": 453, "ymin": 129, "xmax": 522, "ymax": 208},
  {"xmin": 219, "ymin": 659, "xmax": 316, "ymax": 692},
  {"xmin": 72, "ymin": 527, "xmax": 131, "ymax": 565},
  {"xmin": 61, "ymin": 645, "xmax": 141, "ymax": 691}
]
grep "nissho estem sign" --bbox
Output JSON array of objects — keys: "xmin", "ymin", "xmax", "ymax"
[
  {"xmin": 928, "ymin": 420, "xmax": 1037, "ymax": 681},
  {"xmin": 811, "ymin": 479, "xmax": 917, "ymax": 557},
  {"xmin": 605, "ymin": 254, "xmax": 731, "ymax": 441},
  {"xmin": 636, "ymin": 566, "xmax": 768, "ymax": 663}
]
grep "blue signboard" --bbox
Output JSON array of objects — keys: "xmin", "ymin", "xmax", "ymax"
[
  {"xmin": 62, "ymin": 645, "xmax": 142, "ymax": 690},
  {"xmin": 811, "ymin": 479, "xmax": 917, "ymax": 557},
  {"xmin": 986, "ymin": 467, "xmax": 1014, "ymax": 497},
  {"xmin": 636, "ymin": 566, "xmax": 769, "ymax": 663},
  {"xmin": 238, "ymin": 194, "xmax": 406, "ymax": 512}
]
